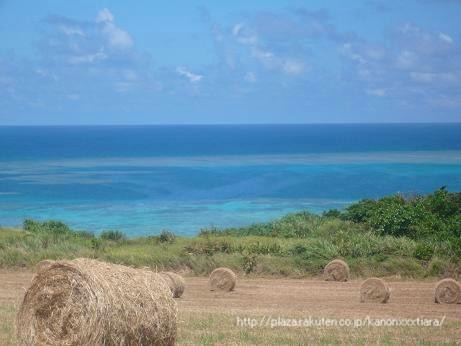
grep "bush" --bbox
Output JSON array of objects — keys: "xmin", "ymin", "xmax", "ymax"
[
  {"xmin": 425, "ymin": 188, "xmax": 461, "ymax": 218},
  {"xmin": 198, "ymin": 227, "xmax": 221, "ymax": 237},
  {"xmin": 322, "ymin": 209, "xmax": 342, "ymax": 218},
  {"xmin": 367, "ymin": 196, "xmax": 417, "ymax": 237},
  {"xmin": 198, "ymin": 188, "xmax": 461, "ymax": 242},
  {"xmin": 158, "ymin": 231, "xmax": 176, "ymax": 243},
  {"xmin": 245, "ymin": 240, "xmax": 282, "ymax": 255},
  {"xmin": 343, "ymin": 199, "xmax": 377, "ymax": 223},
  {"xmin": 74, "ymin": 230, "xmax": 95, "ymax": 239},
  {"xmin": 339, "ymin": 189, "xmax": 461, "ymax": 240},
  {"xmin": 413, "ymin": 243, "xmax": 434, "ymax": 261},
  {"xmin": 23, "ymin": 219, "xmax": 72, "ymax": 236},
  {"xmin": 289, "ymin": 240, "xmax": 338, "ymax": 260},
  {"xmin": 241, "ymin": 253, "xmax": 257, "ymax": 274},
  {"xmin": 91, "ymin": 237, "xmax": 103, "ymax": 250},
  {"xmin": 100, "ymin": 230, "xmax": 126, "ymax": 242},
  {"xmin": 184, "ymin": 238, "xmax": 233, "ymax": 255}
]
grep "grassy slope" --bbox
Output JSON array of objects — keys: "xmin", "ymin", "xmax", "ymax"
[
  {"xmin": 0, "ymin": 213, "xmax": 459, "ymax": 279},
  {"xmin": 1, "ymin": 189, "xmax": 460, "ymax": 278}
]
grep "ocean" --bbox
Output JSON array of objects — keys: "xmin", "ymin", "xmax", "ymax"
[{"xmin": 1, "ymin": 124, "xmax": 461, "ymax": 236}]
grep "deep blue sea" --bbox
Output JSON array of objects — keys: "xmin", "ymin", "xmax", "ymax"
[{"xmin": 1, "ymin": 124, "xmax": 461, "ymax": 236}]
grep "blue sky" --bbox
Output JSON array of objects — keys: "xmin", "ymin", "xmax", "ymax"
[{"xmin": 0, "ymin": 0, "xmax": 460, "ymax": 124}]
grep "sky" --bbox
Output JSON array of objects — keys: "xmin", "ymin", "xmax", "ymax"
[{"xmin": 0, "ymin": 0, "xmax": 460, "ymax": 124}]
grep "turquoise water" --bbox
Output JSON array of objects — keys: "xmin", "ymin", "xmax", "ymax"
[{"xmin": 1, "ymin": 125, "xmax": 461, "ymax": 236}]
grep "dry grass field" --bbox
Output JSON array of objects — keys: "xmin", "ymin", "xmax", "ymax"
[{"xmin": 1, "ymin": 270, "xmax": 460, "ymax": 345}]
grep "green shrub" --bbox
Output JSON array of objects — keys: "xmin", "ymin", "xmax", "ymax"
[
  {"xmin": 100, "ymin": 230, "xmax": 126, "ymax": 242},
  {"xmin": 290, "ymin": 243, "xmax": 308, "ymax": 256},
  {"xmin": 184, "ymin": 238, "xmax": 233, "ymax": 256},
  {"xmin": 74, "ymin": 230, "xmax": 95, "ymax": 239},
  {"xmin": 198, "ymin": 227, "xmax": 221, "ymax": 237},
  {"xmin": 91, "ymin": 237, "xmax": 103, "ymax": 250},
  {"xmin": 413, "ymin": 243, "xmax": 434, "ymax": 261},
  {"xmin": 23, "ymin": 219, "xmax": 72, "ymax": 236},
  {"xmin": 241, "ymin": 253, "xmax": 257, "ymax": 274},
  {"xmin": 343, "ymin": 199, "xmax": 377, "ymax": 223},
  {"xmin": 322, "ymin": 209, "xmax": 342, "ymax": 218},
  {"xmin": 245, "ymin": 240, "xmax": 282, "ymax": 255},
  {"xmin": 339, "ymin": 189, "xmax": 461, "ymax": 240},
  {"xmin": 366, "ymin": 196, "xmax": 415, "ymax": 236},
  {"xmin": 425, "ymin": 188, "xmax": 461, "ymax": 218},
  {"xmin": 158, "ymin": 230, "xmax": 176, "ymax": 243},
  {"xmin": 289, "ymin": 239, "xmax": 338, "ymax": 260}
]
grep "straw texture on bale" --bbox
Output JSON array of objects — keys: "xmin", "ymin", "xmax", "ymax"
[
  {"xmin": 209, "ymin": 267, "xmax": 236, "ymax": 291},
  {"xmin": 159, "ymin": 272, "xmax": 185, "ymax": 298},
  {"xmin": 323, "ymin": 259, "xmax": 350, "ymax": 282},
  {"xmin": 360, "ymin": 278, "xmax": 391, "ymax": 303},
  {"xmin": 434, "ymin": 278, "xmax": 461, "ymax": 304},
  {"xmin": 34, "ymin": 259, "xmax": 55, "ymax": 273},
  {"xmin": 16, "ymin": 258, "xmax": 177, "ymax": 346}
]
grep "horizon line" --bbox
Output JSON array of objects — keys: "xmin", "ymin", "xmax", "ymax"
[{"xmin": 1, "ymin": 121, "xmax": 461, "ymax": 127}]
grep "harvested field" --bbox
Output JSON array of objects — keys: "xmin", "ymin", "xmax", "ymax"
[{"xmin": 1, "ymin": 271, "xmax": 460, "ymax": 345}]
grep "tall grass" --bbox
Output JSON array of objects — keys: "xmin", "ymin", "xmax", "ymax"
[{"xmin": 1, "ymin": 189, "xmax": 460, "ymax": 278}]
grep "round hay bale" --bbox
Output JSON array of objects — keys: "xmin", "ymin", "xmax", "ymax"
[
  {"xmin": 435, "ymin": 278, "xmax": 461, "ymax": 304},
  {"xmin": 159, "ymin": 272, "xmax": 185, "ymax": 298},
  {"xmin": 360, "ymin": 278, "xmax": 391, "ymax": 303},
  {"xmin": 34, "ymin": 260, "xmax": 55, "ymax": 273},
  {"xmin": 17, "ymin": 258, "xmax": 177, "ymax": 346},
  {"xmin": 323, "ymin": 259, "xmax": 350, "ymax": 282},
  {"xmin": 209, "ymin": 267, "xmax": 236, "ymax": 292}
]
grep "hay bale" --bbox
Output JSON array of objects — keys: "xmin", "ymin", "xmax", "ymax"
[
  {"xmin": 209, "ymin": 267, "xmax": 236, "ymax": 292},
  {"xmin": 435, "ymin": 278, "xmax": 461, "ymax": 304},
  {"xmin": 16, "ymin": 258, "xmax": 177, "ymax": 346},
  {"xmin": 360, "ymin": 278, "xmax": 390, "ymax": 303},
  {"xmin": 34, "ymin": 260, "xmax": 55, "ymax": 273},
  {"xmin": 159, "ymin": 272, "xmax": 185, "ymax": 298},
  {"xmin": 323, "ymin": 259, "xmax": 350, "ymax": 282}
]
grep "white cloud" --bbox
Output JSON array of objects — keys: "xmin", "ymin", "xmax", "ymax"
[
  {"xmin": 176, "ymin": 66, "xmax": 203, "ymax": 83},
  {"xmin": 396, "ymin": 50, "xmax": 417, "ymax": 69},
  {"xmin": 282, "ymin": 59, "xmax": 306, "ymax": 75},
  {"xmin": 365, "ymin": 48, "xmax": 384, "ymax": 60},
  {"xmin": 429, "ymin": 95, "xmax": 461, "ymax": 109},
  {"xmin": 96, "ymin": 8, "xmax": 114, "ymax": 23},
  {"xmin": 410, "ymin": 72, "xmax": 436, "ymax": 83},
  {"xmin": 66, "ymin": 93, "xmax": 80, "ymax": 100},
  {"xmin": 410, "ymin": 71, "xmax": 459, "ymax": 83},
  {"xmin": 341, "ymin": 23, "xmax": 461, "ymax": 110},
  {"xmin": 96, "ymin": 8, "xmax": 133, "ymax": 49},
  {"xmin": 114, "ymin": 81, "xmax": 134, "ymax": 93},
  {"xmin": 366, "ymin": 88, "xmax": 386, "ymax": 97},
  {"xmin": 439, "ymin": 33, "xmax": 453, "ymax": 44},
  {"xmin": 36, "ymin": 69, "xmax": 59, "ymax": 81},
  {"xmin": 232, "ymin": 23, "xmax": 258, "ymax": 45},
  {"xmin": 122, "ymin": 69, "xmax": 138, "ymax": 81},
  {"xmin": 232, "ymin": 23, "xmax": 305, "ymax": 75},
  {"xmin": 233, "ymin": 23, "xmax": 306, "ymax": 76},
  {"xmin": 340, "ymin": 43, "xmax": 367, "ymax": 64},
  {"xmin": 250, "ymin": 47, "xmax": 305, "ymax": 76},
  {"xmin": 102, "ymin": 23, "xmax": 133, "ymax": 49},
  {"xmin": 251, "ymin": 47, "xmax": 275, "ymax": 67},
  {"xmin": 245, "ymin": 72, "xmax": 256, "ymax": 83},
  {"xmin": 59, "ymin": 24, "xmax": 85, "ymax": 36},
  {"xmin": 68, "ymin": 50, "xmax": 107, "ymax": 64}
]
